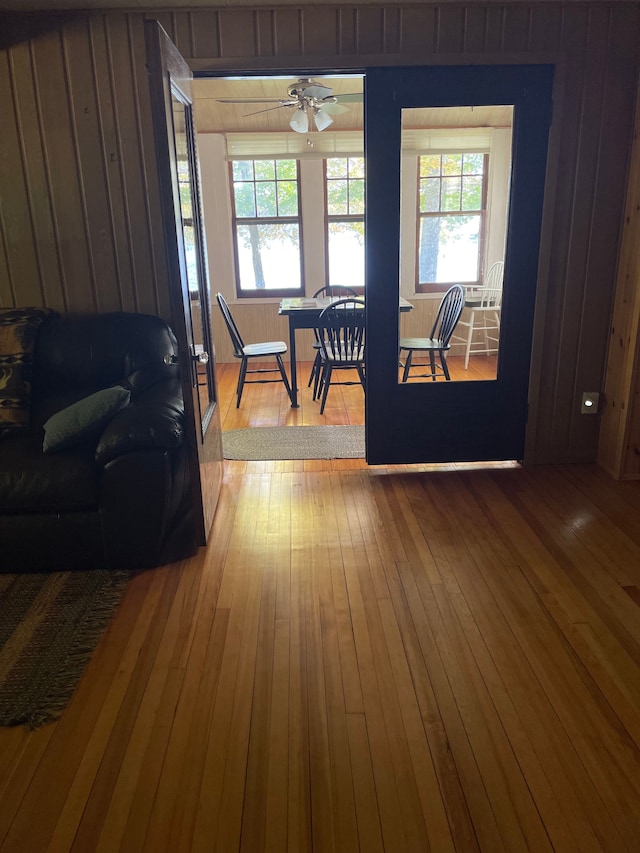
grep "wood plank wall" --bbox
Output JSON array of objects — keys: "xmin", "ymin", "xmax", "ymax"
[
  {"xmin": 599, "ymin": 82, "xmax": 640, "ymax": 479},
  {"xmin": 0, "ymin": 4, "xmax": 638, "ymax": 468}
]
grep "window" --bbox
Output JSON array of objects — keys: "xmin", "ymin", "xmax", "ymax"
[
  {"xmin": 325, "ymin": 157, "xmax": 365, "ymax": 289},
  {"xmin": 416, "ymin": 153, "xmax": 487, "ymax": 293},
  {"xmin": 230, "ymin": 159, "xmax": 303, "ymax": 296}
]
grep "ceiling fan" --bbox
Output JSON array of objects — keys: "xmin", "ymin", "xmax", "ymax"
[{"xmin": 216, "ymin": 78, "xmax": 363, "ymax": 133}]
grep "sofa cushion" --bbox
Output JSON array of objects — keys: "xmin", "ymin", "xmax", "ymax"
[
  {"xmin": 0, "ymin": 430, "xmax": 98, "ymax": 512},
  {"xmin": 0, "ymin": 308, "xmax": 56, "ymax": 429},
  {"xmin": 42, "ymin": 386, "xmax": 131, "ymax": 453}
]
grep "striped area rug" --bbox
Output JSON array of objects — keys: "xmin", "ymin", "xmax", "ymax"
[{"xmin": 0, "ymin": 570, "xmax": 130, "ymax": 728}]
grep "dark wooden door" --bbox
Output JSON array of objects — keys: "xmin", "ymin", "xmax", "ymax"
[
  {"xmin": 145, "ymin": 21, "xmax": 223, "ymax": 543},
  {"xmin": 364, "ymin": 65, "xmax": 553, "ymax": 464}
]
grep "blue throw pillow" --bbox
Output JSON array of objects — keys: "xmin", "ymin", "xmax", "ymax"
[{"xmin": 43, "ymin": 386, "xmax": 131, "ymax": 453}]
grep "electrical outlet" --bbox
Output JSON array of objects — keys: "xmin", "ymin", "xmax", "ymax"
[{"xmin": 581, "ymin": 392, "xmax": 599, "ymax": 414}]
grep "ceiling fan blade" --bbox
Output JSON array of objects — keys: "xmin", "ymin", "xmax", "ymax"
[
  {"xmin": 242, "ymin": 102, "xmax": 297, "ymax": 117},
  {"xmin": 318, "ymin": 103, "xmax": 349, "ymax": 115},
  {"xmin": 300, "ymin": 83, "xmax": 333, "ymax": 99},
  {"xmin": 334, "ymin": 93, "xmax": 363, "ymax": 103},
  {"xmin": 216, "ymin": 97, "xmax": 284, "ymax": 104}
]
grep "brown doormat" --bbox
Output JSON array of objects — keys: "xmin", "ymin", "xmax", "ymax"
[{"xmin": 0, "ymin": 570, "xmax": 130, "ymax": 728}]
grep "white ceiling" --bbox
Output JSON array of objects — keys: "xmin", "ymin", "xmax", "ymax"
[{"xmin": 192, "ymin": 74, "xmax": 514, "ymax": 134}]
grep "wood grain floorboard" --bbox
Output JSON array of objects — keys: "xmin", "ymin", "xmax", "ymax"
[{"xmin": 2, "ymin": 358, "xmax": 640, "ymax": 851}]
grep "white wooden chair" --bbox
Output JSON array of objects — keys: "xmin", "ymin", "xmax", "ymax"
[{"xmin": 453, "ymin": 261, "xmax": 504, "ymax": 369}]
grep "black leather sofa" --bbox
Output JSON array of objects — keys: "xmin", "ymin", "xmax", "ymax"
[{"xmin": 0, "ymin": 311, "xmax": 196, "ymax": 572}]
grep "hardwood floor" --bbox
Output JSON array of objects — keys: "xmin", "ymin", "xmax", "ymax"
[{"xmin": 2, "ymin": 357, "xmax": 640, "ymax": 851}]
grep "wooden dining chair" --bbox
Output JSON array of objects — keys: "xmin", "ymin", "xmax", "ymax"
[
  {"xmin": 399, "ymin": 284, "xmax": 465, "ymax": 382},
  {"xmin": 216, "ymin": 292, "xmax": 293, "ymax": 407},
  {"xmin": 315, "ymin": 297, "xmax": 366, "ymax": 414},
  {"xmin": 307, "ymin": 285, "xmax": 358, "ymax": 399},
  {"xmin": 453, "ymin": 261, "xmax": 504, "ymax": 368}
]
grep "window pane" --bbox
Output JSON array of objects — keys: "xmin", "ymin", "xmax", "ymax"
[
  {"xmin": 236, "ymin": 223, "xmax": 301, "ymax": 291},
  {"xmin": 462, "ymin": 176, "xmax": 483, "ymax": 210},
  {"xmin": 256, "ymin": 181, "xmax": 277, "ymax": 217},
  {"xmin": 254, "ymin": 160, "xmax": 275, "ymax": 180},
  {"xmin": 463, "ymin": 153, "xmax": 484, "ymax": 175},
  {"xmin": 233, "ymin": 160, "xmax": 254, "ymax": 181},
  {"xmin": 420, "ymin": 155, "xmax": 441, "ymax": 177},
  {"xmin": 234, "ymin": 182, "xmax": 255, "ymax": 217},
  {"xmin": 327, "ymin": 221, "xmax": 365, "ymax": 288},
  {"xmin": 420, "ymin": 178, "xmax": 440, "ymax": 213},
  {"xmin": 348, "ymin": 157, "xmax": 365, "ymax": 178},
  {"xmin": 442, "ymin": 154, "xmax": 462, "ymax": 175},
  {"xmin": 349, "ymin": 179, "xmax": 365, "ymax": 214},
  {"xmin": 327, "ymin": 180, "xmax": 348, "ymax": 215},
  {"xmin": 277, "ymin": 180, "xmax": 298, "ymax": 216},
  {"xmin": 441, "ymin": 177, "xmax": 461, "ymax": 211},
  {"xmin": 326, "ymin": 158, "xmax": 347, "ymax": 179},
  {"xmin": 418, "ymin": 214, "xmax": 480, "ymax": 283},
  {"xmin": 276, "ymin": 159, "xmax": 296, "ymax": 179}
]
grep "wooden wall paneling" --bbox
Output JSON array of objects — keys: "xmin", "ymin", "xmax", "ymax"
[
  {"xmin": 461, "ymin": 5, "xmax": 489, "ymax": 55},
  {"xmin": 336, "ymin": 7, "xmax": 357, "ymax": 57},
  {"xmin": 398, "ymin": 6, "xmax": 439, "ymax": 56},
  {"xmin": 547, "ymin": 6, "xmax": 610, "ymax": 460},
  {"xmin": 188, "ymin": 10, "xmax": 221, "ymax": 61},
  {"xmin": 434, "ymin": 5, "xmax": 466, "ymax": 55},
  {"xmin": 271, "ymin": 9, "xmax": 302, "ymax": 60},
  {"xmin": 2, "ymin": 39, "xmax": 66, "ymax": 309},
  {"xmin": 88, "ymin": 14, "xmax": 137, "ymax": 312},
  {"xmin": 572, "ymin": 6, "xmax": 640, "ymax": 463},
  {"xmin": 529, "ymin": 15, "xmax": 593, "ymax": 462},
  {"xmin": 500, "ymin": 5, "xmax": 531, "ymax": 55},
  {"xmin": 482, "ymin": 6, "xmax": 507, "ymax": 55},
  {"xmin": 31, "ymin": 23, "xmax": 96, "ymax": 312},
  {"xmin": 128, "ymin": 12, "xmax": 173, "ymax": 319},
  {"xmin": 356, "ymin": 7, "xmax": 391, "ymax": 56},
  {"xmin": 298, "ymin": 6, "xmax": 340, "ymax": 57},
  {"xmin": 169, "ymin": 10, "xmax": 194, "ymax": 57},
  {"xmin": 64, "ymin": 16, "xmax": 123, "ymax": 313},
  {"xmin": 253, "ymin": 10, "xmax": 275, "ymax": 58},
  {"xmin": 527, "ymin": 5, "xmax": 564, "ymax": 54},
  {"xmin": 218, "ymin": 10, "xmax": 260, "ymax": 59},
  {"xmin": 598, "ymin": 78, "xmax": 640, "ymax": 477},
  {"xmin": 0, "ymin": 49, "xmax": 40, "ymax": 307},
  {"xmin": 102, "ymin": 14, "xmax": 161, "ymax": 317}
]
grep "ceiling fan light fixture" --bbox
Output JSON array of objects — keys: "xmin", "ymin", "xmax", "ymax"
[
  {"xmin": 313, "ymin": 109, "xmax": 334, "ymax": 132},
  {"xmin": 289, "ymin": 106, "xmax": 309, "ymax": 133}
]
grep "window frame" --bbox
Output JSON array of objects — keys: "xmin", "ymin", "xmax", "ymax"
[
  {"xmin": 323, "ymin": 157, "xmax": 366, "ymax": 294},
  {"xmin": 415, "ymin": 152, "xmax": 488, "ymax": 295},
  {"xmin": 229, "ymin": 158, "xmax": 305, "ymax": 299}
]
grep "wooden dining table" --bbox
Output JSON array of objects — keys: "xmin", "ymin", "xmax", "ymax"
[{"xmin": 279, "ymin": 295, "xmax": 413, "ymax": 408}]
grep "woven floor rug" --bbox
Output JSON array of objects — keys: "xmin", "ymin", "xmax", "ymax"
[
  {"xmin": 0, "ymin": 570, "xmax": 130, "ymax": 728},
  {"xmin": 222, "ymin": 425, "xmax": 365, "ymax": 460}
]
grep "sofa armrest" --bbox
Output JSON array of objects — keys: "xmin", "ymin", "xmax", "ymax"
[{"xmin": 95, "ymin": 379, "xmax": 184, "ymax": 466}]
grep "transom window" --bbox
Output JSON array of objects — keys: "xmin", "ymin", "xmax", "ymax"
[
  {"xmin": 416, "ymin": 153, "xmax": 487, "ymax": 293},
  {"xmin": 325, "ymin": 157, "xmax": 365, "ymax": 290},
  {"xmin": 230, "ymin": 159, "xmax": 303, "ymax": 296}
]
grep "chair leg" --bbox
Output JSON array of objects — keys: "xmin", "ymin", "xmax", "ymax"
[
  {"xmin": 319, "ymin": 364, "xmax": 333, "ymax": 414},
  {"xmin": 440, "ymin": 350, "xmax": 451, "ymax": 380},
  {"xmin": 429, "ymin": 351, "xmax": 437, "ymax": 380},
  {"xmin": 308, "ymin": 350, "xmax": 320, "ymax": 389},
  {"xmin": 356, "ymin": 364, "xmax": 366, "ymax": 390},
  {"xmin": 275, "ymin": 353, "xmax": 294, "ymax": 404},
  {"xmin": 401, "ymin": 350, "xmax": 413, "ymax": 382},
  {"xmin": 236, "ymin": 357, "xmax": 248, "ymax": 407},
  {"xmin": 464, "ymin": 310, "xmax": 475, "ymax": 369},
  {"xmin": 313, "ymin": 354, "xmax": 324, "ymax": 400}
]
